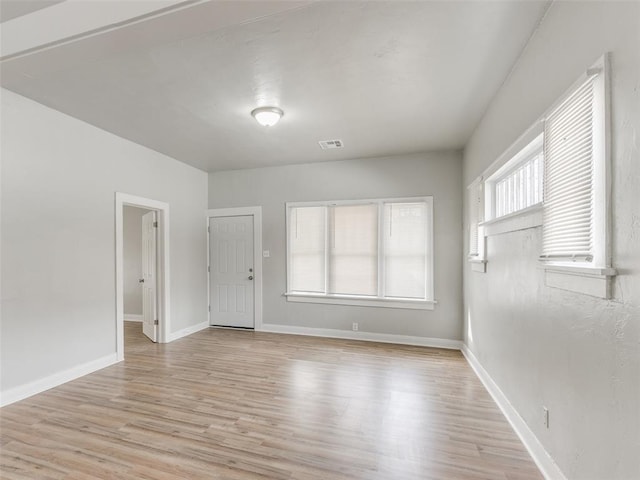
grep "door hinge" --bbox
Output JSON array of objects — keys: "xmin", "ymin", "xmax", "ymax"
[
  {"xmin": 208, "ymin": 305, "xmax": 211, "ymax": 312},
  {"xmin": 208, "ymin": 265, "xmax": 210, "ymax": 272},
  {"xmin": 207, "ymin": 226, "xmax": 210, "ymax": 233},
  {"xmin": 154, "ymin": 319, "xmax": 159, "ymax": 325},
  {"xmin": 153, "ymin": 221, "xmax": 158, "ymax": 228}
]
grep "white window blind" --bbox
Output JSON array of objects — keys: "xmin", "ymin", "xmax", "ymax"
[
  {"xmin": 328, "ymin": 204, "xmax": 378, "ymax": 296},
  {"xmin": 383, "ymin": 202, "xmax": 428, "ymax": 298},
  {"xmin": 289, "ymin": 206, "xmax": 326, "ymax": 292},
  {"xmin": 468, "ymin": 179, "xmax": 483, "ymax": 258},
  {"xmin": 287, "ymin": 197, "xmax": 433, "ymax": 303},
  {"xmin": 541, "ymin": 76, "xmax": 595, "ymax": 261}
]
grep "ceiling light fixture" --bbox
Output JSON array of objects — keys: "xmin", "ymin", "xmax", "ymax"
[{"xmin": 251, "ymin": 106, "xmax": 283, "ymax": 127}]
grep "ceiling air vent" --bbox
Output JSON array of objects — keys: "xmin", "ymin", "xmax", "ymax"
[{"xmin": 318, "ymin": 139, "xmax": 344, "ymax": 150}]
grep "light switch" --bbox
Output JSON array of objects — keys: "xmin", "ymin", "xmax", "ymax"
[{"xmin": 263, "ymin": 250, "xmax": 270, "ymax": 258}]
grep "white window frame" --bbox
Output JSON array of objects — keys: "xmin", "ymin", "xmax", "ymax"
[
  {"xmin": 285, "ymin": 196, "xmax": 435, "ymax": 310},
  {"xmin": 538, "ymin": 54, "xmax": 615, "ymax": 298},
  {"xmin": 471, "ymin": 54, "xmax": 615, "ymax": 297},
  {"xmin": 486, "ymin": 134, "xmax": 543, "ymax": 220},
  {"xmin": 479, "ymin": 122, "xmax": 545, "ymax": 239},
  {"xmin": 472, "ymin": 54, "xmax": 615, "ymax": 297},
  {"xmin": 467, "ymin": 123, "xmax": 545, "ymax": 275}
]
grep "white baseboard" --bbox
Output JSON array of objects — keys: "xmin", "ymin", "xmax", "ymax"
[
  {"xmin": 167, "ymin": 321, "xmax": 210, "ymax": 342},
  {"xmin": 461, "ymin": 345, "xmax": 567, "ymax": 480},
  {"xmin": 258, "ymin": 323, "xmax": 462, "ymax": 350},
  {"xmin": 124, "ymin": 314, "xmax": 143, "ymax": 322},
  {"xmin": 0, "ymin": 353, "xmax": 119, "ymax": 408}
]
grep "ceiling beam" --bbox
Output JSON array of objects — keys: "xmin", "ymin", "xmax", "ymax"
[{"xmin": 0, "ymin": 0, "xmax": 200, "ymax": 60}]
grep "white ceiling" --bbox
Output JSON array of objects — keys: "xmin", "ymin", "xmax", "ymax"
[{"xmin": 0, "ymin": 0, "xmax": 550, "ymax": 172}]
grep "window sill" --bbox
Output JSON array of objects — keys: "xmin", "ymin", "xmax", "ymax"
[
  {"xmin": 468, "ymin": 258, "xmax": 487, "ymax": 273},
  {"xmin": 540, "ymin": 264, "xmax": 616, "ymax": 299},
  {"xmin": 481, "ymin": 205, "xmax": 542, "ymax": 236},
  {"xmin": 284, "ymin": 292, "xmax": 436, "ymax": 310}
]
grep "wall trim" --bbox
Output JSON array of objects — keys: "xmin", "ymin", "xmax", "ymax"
[
  {"xmin": 461, "ymin": 345, "xmax": 567, "ymax": 480},
  {"xmin": 167, "ymin": 321, "xmax": 210, "ymax": 342},
  {"xmin": 259, "ymin": 323, "xmax": 462, "ymax": 350},
  {"xmin": 124, "ymin": 314, "xmax": 143, "ymax": 322},
  {"xmin": 0, "ymin": 353, "xmax": 119, "ymax": 408}
]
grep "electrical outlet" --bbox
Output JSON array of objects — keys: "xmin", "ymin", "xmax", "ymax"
[
  {"xmin": 543, "ymin": 407, "xmax": 549, "ymax": 429},
  {"xmin": 352, "ymin": 322, "xmax": 358, "ymax": 331}
]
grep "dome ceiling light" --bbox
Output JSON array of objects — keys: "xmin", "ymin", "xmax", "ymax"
[{"xmin": 251, "ymin": 106, "xmax": 283, "ymax": 127}]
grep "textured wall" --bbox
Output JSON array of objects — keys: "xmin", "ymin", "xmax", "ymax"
[
  {"xmin": 209, "ymin": 152, "xmax": 463, "ymax": 341},
  {"xmin": 463, "ymin": 2, "xmax": 639, "ymax": 479}
]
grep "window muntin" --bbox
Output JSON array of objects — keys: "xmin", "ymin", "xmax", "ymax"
[{"xmin": 287, "ymin": 197, "xmax": 433, "ymax": 304}]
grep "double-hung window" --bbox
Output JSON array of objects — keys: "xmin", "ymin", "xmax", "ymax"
[{"xmin": 286, "ymin": 197, "xmax": 434, "ymax": 309}]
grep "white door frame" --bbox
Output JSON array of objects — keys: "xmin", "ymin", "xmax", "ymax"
[
  {"xmin": 207, "ymin": 207, "xmax": 262, "ymax": 330},
  {"xmin": 116, "ymin": 192, "xmax": 170, "ymax": 360}
]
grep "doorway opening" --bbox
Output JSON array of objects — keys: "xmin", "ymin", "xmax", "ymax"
[
  {"xmin": 116, "ymin": 193, "xmax": 170, "ymax": 361},
  {"xmin": 122, "ymin": 206, "xmax": 154, "ymax": 350},
  {"xmin": 207, "ymin": 207, "xmax": 263, "ymax": 330}
]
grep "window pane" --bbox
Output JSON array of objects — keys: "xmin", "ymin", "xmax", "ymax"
[
  {"xmin": 289, "ymin": 206, "xmax": 325, "ymax": 293},
  {"xmin": 328, "ymin": 204, "xmax": 377, "ymax": 296},
  {"xmin": 383, "ymin": 202, "xmax": 427, "ymax": 299},
  {"xmin": 493, "ymin": 146, "xmax": 543, "ymax": 219}
]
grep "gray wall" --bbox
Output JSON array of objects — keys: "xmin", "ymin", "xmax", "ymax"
[
  {"xmin": 463, "ymin": 2, "xmax": 639, "ymax": 479},
  {"xmin": 209, "ymin": 151, "xmax": 463, "ymax": 341},
  {"xmin": 123, "ymin": 206, "xmax": 148, "ymax": 316},
  {"xmin": 1, "ymin": 89, "xmax": 209, "ymax": 394}
]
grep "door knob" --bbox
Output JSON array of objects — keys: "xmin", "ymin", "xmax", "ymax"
[
  {"xmin": 248, "ymin": 276, "xmax": 254, "ymax": 280},
  {"xmin": 139, "ymin": 279, "xmax": 145, "ymax": 283}
]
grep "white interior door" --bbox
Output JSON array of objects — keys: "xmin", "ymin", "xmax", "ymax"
[
  {"xmin": 142, "ymin": 211, "xmax": 158, "ymax": 342},
  {"xmin": 209, "ymin": 215, "xmax": 254, "ymax": 328}
]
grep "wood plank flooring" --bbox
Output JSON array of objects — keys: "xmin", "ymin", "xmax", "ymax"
[{"xmin": 1, "ymin": 323, "xmax": 542, "ymax": 479}]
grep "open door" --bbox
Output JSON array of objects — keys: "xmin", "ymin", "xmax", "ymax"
[{"xmin": 141, "ymin": 211, "xmax": 158, "ymax": 342}]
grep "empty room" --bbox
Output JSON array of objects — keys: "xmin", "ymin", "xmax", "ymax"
[{"xmin": 1, "ymin": 1, "xmax": 638, "ymax": 479}]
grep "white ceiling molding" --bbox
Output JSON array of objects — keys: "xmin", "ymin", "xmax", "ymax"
[
  {"xmin": 0, "ymin": 0, "xmax": 200, "ymax": 59},
  {"xmin": 0, "ymin": 0, "xmax": 66, "ymax": 23}
]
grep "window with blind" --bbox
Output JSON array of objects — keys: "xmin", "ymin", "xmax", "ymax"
[
  {"xmin": 471, "ymin": 55, "xmax": 612, "ymax": 295},
  {"xmin": 495, "ymin": 150, "xmax": 543, "ymax": 218},
  {"xmin": 485, "ymin": 134, "xmax": 544, "ymax": 222},
  {"xmin": 286, "ymin": 197, "xmax": 434, "ymax": 309},
  {"xmin": 467, "ymin": 178, "xmax": 484, "ymax": 260},
  {"xmin": 540, "ymin": 57, "xmax": 609, "ymax": 268}
]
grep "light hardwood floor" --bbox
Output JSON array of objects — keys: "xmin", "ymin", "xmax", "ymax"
[{"xmin": 1, "ymin": 323, "xmax": 542, "ymax": 479}]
